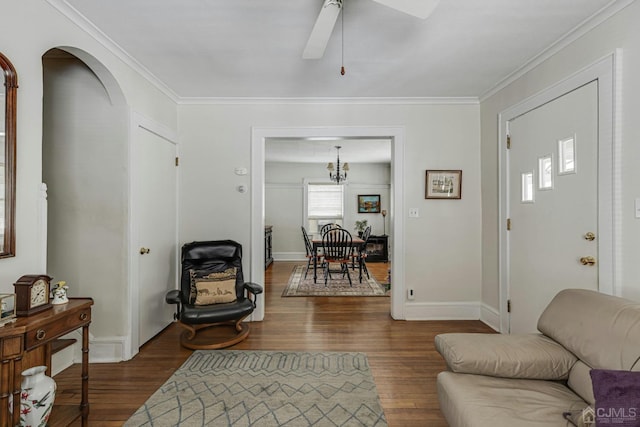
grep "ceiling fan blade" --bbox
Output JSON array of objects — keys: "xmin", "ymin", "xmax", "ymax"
[
  {"xmin": 303, "ymin": 0, "xmax": 343, "ymax": 59},
  {"xmin": 370, "ymin": 0, "xmax": 440, "ymax": 19}
]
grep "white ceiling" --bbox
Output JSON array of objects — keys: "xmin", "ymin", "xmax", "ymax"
[
  {"xmin": 55, "ymin": 0, "xmax": 626, "ymax": 163},
  {"xmin": 61, "ymin": 0, "xmax": 624, "ymax": 99}
]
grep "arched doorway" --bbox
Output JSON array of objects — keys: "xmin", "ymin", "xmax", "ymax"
[{"xmin": 42, "ymin": 47, "xmax": 129, "ymax": 364}]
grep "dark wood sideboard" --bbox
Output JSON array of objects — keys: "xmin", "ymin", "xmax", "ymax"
[
  {"xmin": 0, "ymin": 298, "xmax": 93, "ymax": 427},
  {"xmin": 265, "ymin": 225, "xmax": 273, "ymax": 269},
  {"xmin": 366, "ymin": 235, "xmax": 389, "ymax": 262}
]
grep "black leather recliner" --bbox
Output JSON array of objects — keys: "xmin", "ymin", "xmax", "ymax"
[{"xmin": 165, "ymin": 240, "xmax": 263, "ymax": 350}]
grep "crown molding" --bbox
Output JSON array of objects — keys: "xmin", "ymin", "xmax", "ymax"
[
  {"xmin": 178, "ymin": 96, "xmax": 479, "ymax": 106},
  {"xmin": 479, "ymin": 0, "xmax": 634, "ymax": 102},
  {"xmin": 46, "ymin": 0, "xmax": 179, "ymax": 103}
]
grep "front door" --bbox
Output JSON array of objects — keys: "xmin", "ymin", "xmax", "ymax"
[{"xmin": 507, "ymin": 81, "xmax": 599, "ymax": 333}]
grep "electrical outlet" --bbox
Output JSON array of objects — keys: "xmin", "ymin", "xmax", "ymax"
[
  {"xmin": 407, "ymin": 289, "xmax": 415, "ymax": 300},
  {"xmin": 409, "ymin": 208, "xmax": 419, "ymax": 218}
]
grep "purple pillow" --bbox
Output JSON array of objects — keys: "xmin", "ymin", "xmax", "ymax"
[{"xmin": 590, "ymin": 369, "xmax": 640, "ymax": 426}]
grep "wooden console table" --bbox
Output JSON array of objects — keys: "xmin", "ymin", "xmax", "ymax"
[{"xmin": 0, "ymin": 298, "xmax": 93, "ymax": 427}]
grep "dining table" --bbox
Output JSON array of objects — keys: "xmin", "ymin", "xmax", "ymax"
[{"xmin": 310, "ymin": 234, "xmax": 365, "ymax": 283}]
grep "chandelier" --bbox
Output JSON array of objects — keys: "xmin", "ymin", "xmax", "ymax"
[{"xmin": 327, "ymin": 145, "xmax": 349, "ymax": 184}]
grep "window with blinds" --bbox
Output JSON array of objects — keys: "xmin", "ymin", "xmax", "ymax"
[{"xmin": 307, "ymin": 184, "xmax": 344, "ymax": 219}]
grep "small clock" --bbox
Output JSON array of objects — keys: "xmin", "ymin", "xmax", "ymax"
[{"xmin": 13, "ymin": 274, "xmax": 53, "ymax": 317}]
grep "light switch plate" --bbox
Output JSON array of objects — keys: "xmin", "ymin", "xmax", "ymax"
[
  {"xmin": 636, "ymin": 198, "xmax": 640, "ymax": 218},
  {"xmin": 409, "ymin": 208, "xmax": 419, "ymax": 218}
]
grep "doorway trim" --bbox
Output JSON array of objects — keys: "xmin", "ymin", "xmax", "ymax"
[
  {"xmin": 497, "ymin": 51, "xmax": 622, "ymax": 333},
  {"xmin": 251, "ymin": 126, "xmax": 406, "ymax": 320}
]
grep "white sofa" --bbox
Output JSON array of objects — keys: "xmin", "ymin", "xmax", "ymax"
[{"xmin": 435, "ymin": 289, "xmax": 640, "ymax": 427}]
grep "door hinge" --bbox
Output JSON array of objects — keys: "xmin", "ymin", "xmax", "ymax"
[
  {"xmin": 507, "ymin": 299, "xmax": 511, "ymax": 313},
  {"xmin": 175, "ymin": 157, "xmax": 179, "ymax": 166},
  {"xmin": 507, "ymin": 218, "xmax": 511, "ymax": 231},
  {"xmin": 506, "ymin": 135, "xmax": 511, "ymax": 149}
]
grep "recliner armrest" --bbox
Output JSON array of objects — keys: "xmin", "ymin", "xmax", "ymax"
[
  {"xmin": 243, "ymin": 282, "xmax": 263, "ymax": 295},
  {"xmin": 165, "ymin": 289, "xmax": 183, "ymax": 304},
  {"xmin": 435, "ymin": 333, "xmax": 577, "ymax": 380}
]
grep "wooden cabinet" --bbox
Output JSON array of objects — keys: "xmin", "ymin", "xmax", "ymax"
[
  {"xmin": 0, "ymin": 298, "xmax": 93, "ymax": 427},
  {"xmin": 265, "ymin": 225, "xmax": 273, "ymax": 269},
  {"xmin": 365, "ymin": 235, "xmax": 389, "ymax": 262}
]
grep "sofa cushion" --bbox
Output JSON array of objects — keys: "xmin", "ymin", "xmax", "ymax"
[
  {"xmin": 567, "ymin": 361, "xmax": 595, "ymax": 405},
  {"xmin": 437, "ymin": 371, "xmax": 587, "ymax": 427},
  {"xmin": 537, "ymin": 289, "xmax": 640, "ymax": 371},
  {"xmin": 435, "ymin": 333, "xmax": 577, "ymax": 380}
]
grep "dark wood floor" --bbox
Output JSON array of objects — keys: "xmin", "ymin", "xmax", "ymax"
[{"xmin": 55, "ymin": 261, "xmax": 494, "ymax": 426}]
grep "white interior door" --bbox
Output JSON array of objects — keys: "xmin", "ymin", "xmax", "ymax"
[
  {"xmin": 507, "ymin": 81, "xmax": 599, "ymax": 333},
  {"xmin": 133, "ymin": 123, "xmax": 178, "ymax": 347}
]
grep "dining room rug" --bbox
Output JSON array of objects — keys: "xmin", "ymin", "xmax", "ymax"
[
  {"xmin": 282, "ymin": 265, "xmax": 389, "ymax": 297},
  {"xmin": 124, "ymin": 350, "xmax": 388, "ymax": 427}
]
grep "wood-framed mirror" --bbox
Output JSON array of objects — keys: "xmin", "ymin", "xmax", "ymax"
[{"xmin": 0, "ymin": 52, "xmax": 17, "ymax": 258}]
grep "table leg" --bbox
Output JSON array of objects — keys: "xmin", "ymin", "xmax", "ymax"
[
  {"xmin": 313, "ymin": 244, "xmax": 318, "ymax": 283},
  {"xmin": 81, "ymin": 323, "xmax": 90, "ymax": 426}
]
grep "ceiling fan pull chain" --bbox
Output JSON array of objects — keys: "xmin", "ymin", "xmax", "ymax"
[{"xmin": 340, "ymin": 0, "xmax": 346, "ymax": 75}]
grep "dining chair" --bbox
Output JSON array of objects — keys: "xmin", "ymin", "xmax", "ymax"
[
  {"xmin": 357, "ymin": 226, "xmax": 372, "ymax": 282},
  {"xmin": 301, "ymin": 226, "xmax": 323, "ymax": 279},
  {"xmin": 321, "ymin": 228, "xmax": 353, "ymax": 286},
  {"xmin": 320, "ymin": 223, "xmax": 341, "ymax": 235}
]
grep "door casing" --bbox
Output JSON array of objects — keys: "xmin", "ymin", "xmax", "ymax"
[{"xmin": 251, "ymin": 126, "xmax": 406, "ymax": 320}]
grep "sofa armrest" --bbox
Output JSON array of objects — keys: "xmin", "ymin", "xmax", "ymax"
[{"xmin": 435, "ymin": 333, "xmax": 577, "ymax": 380}]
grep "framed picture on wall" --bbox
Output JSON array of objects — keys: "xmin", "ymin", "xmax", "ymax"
[
  {"xmin": 425, "ymin": 170, "xmax": 462, "ymax": 199},
  {"xmin": 357, "ymin": 195, "xmax": 381, "ymax": 213}
]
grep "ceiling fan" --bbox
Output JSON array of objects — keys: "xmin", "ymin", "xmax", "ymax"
[{"xmin": 303, "ymin": 0, "xmax": 440, "ymax": 59}]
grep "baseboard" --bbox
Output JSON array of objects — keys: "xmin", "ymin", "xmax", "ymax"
[
  {"xmin": 48, "ymin": 331, "xmax": 128, "ymax": 366},
  {"xmin": 404, "ymin": 301, "xmax": 481, "ymax": 320},
  {"xmin": 480, "ymin": 303, "xmax": 501, "ymax": 332},
  {"xmin": 85, "ymin": 335, "xmax": 128, "ymax": 363},
  {"xmin": 274, "ymin": 252, "xmax": 305, "ymax": 261}
]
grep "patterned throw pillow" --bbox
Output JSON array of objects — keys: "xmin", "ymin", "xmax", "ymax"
[
  {"xmin": 189, "ymin": 268, "xmax": 237, "ymax": 305},
  {"xmin": 590, "ymin": 369, "xmax": 640, "ymax": 427}
]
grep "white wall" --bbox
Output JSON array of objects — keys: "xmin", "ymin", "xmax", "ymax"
[
  {"xmin": 480, "ymin": 2, "xmax": 640, "ymax": 307},
  {"xmin": 43, "ymin": 54, "xmax": 128, "ymax": 338},
  {"xmin": 265, "ymin": 161, "xmax": 390, "ymax": 259},
  {"xmin": 0, "ymin": 1, "xmax": 177, "ymax": 358},
  {"xmin": 179, "ymin": 101, "xmax": 482, "ymax": 311}
]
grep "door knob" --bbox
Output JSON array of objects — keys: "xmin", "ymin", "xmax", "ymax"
[
  {"xmin": 584, "ymin": 232, "xmax": 596, "ymax": 241},
  {"xmin": 139, "ymin": 247, "xmax": 151, "ymax": 255},
  {"xmin": 580, "ymin": 256, "xmax": 596, "ymax": 266}
]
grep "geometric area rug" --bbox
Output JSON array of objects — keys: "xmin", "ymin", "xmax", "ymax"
[
  {"xmin": 282, "ymin": 265, "xmax": 389, "ymax": 297},
  {"xmin": 124, "ymin": 350, "xmax": 388, "ymax": 426}
]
